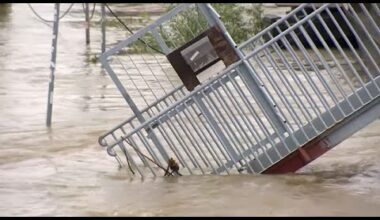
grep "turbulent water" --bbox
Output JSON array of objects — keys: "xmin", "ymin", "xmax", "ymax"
[{"xmin": 0, "ymin": 3, "xmax": 379, "ymax": 216}]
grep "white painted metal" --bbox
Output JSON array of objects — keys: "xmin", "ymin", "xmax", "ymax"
[{"xmin": 99, "ymin": 3, "xmax": 380, "ymax": 177}]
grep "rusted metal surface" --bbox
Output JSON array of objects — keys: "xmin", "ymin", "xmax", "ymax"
[
  {"xmin": 167, "ymin": 26, "xmax": 239, "ymax": 91},
  {"xmin": 264, "ymin": 95, "xmax": 380, "ymax": 174},
  {"xmin": 263, "ymin": 139, "xmax": 330, "ymax": 174}
]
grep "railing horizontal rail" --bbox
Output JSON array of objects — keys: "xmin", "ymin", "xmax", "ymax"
[{"xmin": 99, "ymin": 3, "xmax": 380, "ymax": 177}]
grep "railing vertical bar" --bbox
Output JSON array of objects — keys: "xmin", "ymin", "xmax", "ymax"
[
  {"xmin": 261, "ymin": 47, "xmax": 311, "ymax": 139},
  {"xmin": 254, "ymin": 54, "xmax": 304, "ymax": 149},
  {"xmin": 120, "ymin": 125, "xmax": 154, "ymax": 170},
  {"xmin": 235, "ymin": 67, "xmax": 293, "ymax": 154},
  {"xmin": 284, "ymin": 17, "xmax": 356, "ymax": 115},
  {"xmin": 324, "ymin": 7, "xmax": 380, "ymax": 93},
  {"xmin": 358, "ymin": 4, "xmax": 380, "ymax": 36},
  {"xmin": 218, "ymin": 79, "xmax": 268, "ymax": 168},
  {"xmin": 372, "ymin": 3, "xmax": 380, "ymax": 16},
  {"xmin": 171, "ymin": 111, "xmax": 207, "ymax": 173},
  {"xmin": 228, "ymin": 74, "xmax": 282, "ymax": 161},
  {"xmin": 205, "ymin": 88, "xmax": 256, "ymax": 173},
  {"xmin": 198, "ymin": 92, "xmax": 245, "ymax": 171},
  {"xmin": 171, "ymin": 99, "xmax": 222, "ymax": 170},
  {"xmin": 267, "ymin": 40, "xmax": 324, "ymax": 133},
  {"xmin": 297, "ymin": 10, "xmax": 366, "ymax": 106},
  {"xmin": 188, "ymin": 95, "xmax": 232, "ymax": 167},
  {"xmin": 274, "ymin": 24, "xmax": 336, "ymax": 118},
  {"xmin": 212, "ymin": 82, "xmax": 257, "ymax": 161},
  {"xmin": 193, "ymin": 95, "xmax": 241, "ymax": 173},
  {"xmin": 155, "ymin": 120, "xmax": 194, "ymax": 174},
  {"xmin": 164, "ymin": 113, "xmax": 200, "ymax": 169},
  {"xmin": 128, "ymin": 135, "xmax": 157, "ymax": 175},
  {"xmin": 202, "ymin": 90, "xmax": 250, "ymax": 163},
  {"xmin": 161, "ymin": 97, "xmax": 209, "ymax": 170},
  {"xmin": 271, "ymin": 28, "xmax": 337, "ymax": 120},
  {"xmin": 173, "ymin": 111, "xmax": 211, "ymax": 169},
  {"xmin": 134, "ymin": 128, "xmax": 163, "ymax": 168},
  {"xmin": 227, "ymin": 76, "xmax": 276, "ymax": 170},
  {"xmin": 335, "ymin": 5, "xmax": 380, "ymax": 70},
  {"xmin": 267, "ymin": 41, "xmax": 316, "ymax": 126},
  {"xmin": 118, "ymin": 141, "xmax": 145, "ymax": 177},
  {"xmin": 309, "ymin": 6, "xmax": 373, "ymax": 100},
  {"xmin": 178, "ymin": 110, "xmax": 215, "ymax": 171}
]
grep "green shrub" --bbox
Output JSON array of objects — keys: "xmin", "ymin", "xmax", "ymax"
[
  {"xmin": 128, "ymin": 3, "xmax": 264, "ymax": 54},
  {"xmin": 212, "ymin": 3, "xmax": 264, "ymax": 44}
]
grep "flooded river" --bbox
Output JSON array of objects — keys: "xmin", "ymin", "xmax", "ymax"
[{"xmin": 0, "ymin": 3, "xmax": 379, "ymax": 216}]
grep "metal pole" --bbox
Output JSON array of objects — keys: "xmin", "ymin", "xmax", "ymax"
[
  {"xmin": 46, "ymin": 3, "xmax": 60, "ymax": 127},
  {"xmin": 201, "ymin": 3, "xmax": 288, "ymax": 135},
  {"xmin": 101, "ymin": 3, "xmax": 106, "ymax": 53},
  {"xmin": 85, "ymin": 3, "xmax": 90, "ymax": 45}
]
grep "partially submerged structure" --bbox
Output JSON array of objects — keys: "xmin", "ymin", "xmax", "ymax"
[{"xmin": 98, "ymin": 3, "xmax": 380, "ymax": 177}]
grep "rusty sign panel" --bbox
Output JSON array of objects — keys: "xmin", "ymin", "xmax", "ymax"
[{"xmin": 167, "ymin": 26, "xmax": 240, "ymax": 91}]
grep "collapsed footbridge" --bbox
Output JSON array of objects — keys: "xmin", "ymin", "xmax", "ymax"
[{"xmin": 98, "ymin": 3, "xmax": 380, "ymax": 177}]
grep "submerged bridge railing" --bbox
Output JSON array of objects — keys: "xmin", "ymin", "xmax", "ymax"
[{"xmin": 99, "ymin": 3, "xmax": 380, "ymax": 177}]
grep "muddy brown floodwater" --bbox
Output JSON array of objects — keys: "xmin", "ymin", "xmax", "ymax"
[{"xmin": 0, "ymin": 3, "xmax": 379, "ymax": 216}]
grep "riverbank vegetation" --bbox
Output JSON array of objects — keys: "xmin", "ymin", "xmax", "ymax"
[{"xmin": 128, "ymin": 4, "xmax": 264, "ymax": 54}]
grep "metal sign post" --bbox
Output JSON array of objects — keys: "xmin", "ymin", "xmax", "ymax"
[
  {"xmin": 101, "ymin": 3, "xmax": 106, "ymax": 53},
  {"xmin": 85, "ymin": 3, "xmax": 90, "ymax": 45},
  {"xmin": 46, "ymin": 3, "xmax": 60, "ymax": 127}
]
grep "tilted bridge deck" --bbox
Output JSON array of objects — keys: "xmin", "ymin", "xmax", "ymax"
[{"xmin": 99, "ymin": 3, "xmax": 380, "ymax": 177}]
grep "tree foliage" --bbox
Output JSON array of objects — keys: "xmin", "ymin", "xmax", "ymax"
[{"xmin": 129, "ymin": 4, "xmax": 264, "ymax": 54}]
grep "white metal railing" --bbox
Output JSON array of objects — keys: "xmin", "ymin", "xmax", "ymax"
[{"xmin": 99, "ymin": 3, "xmax": 380, "ymax": 177}]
